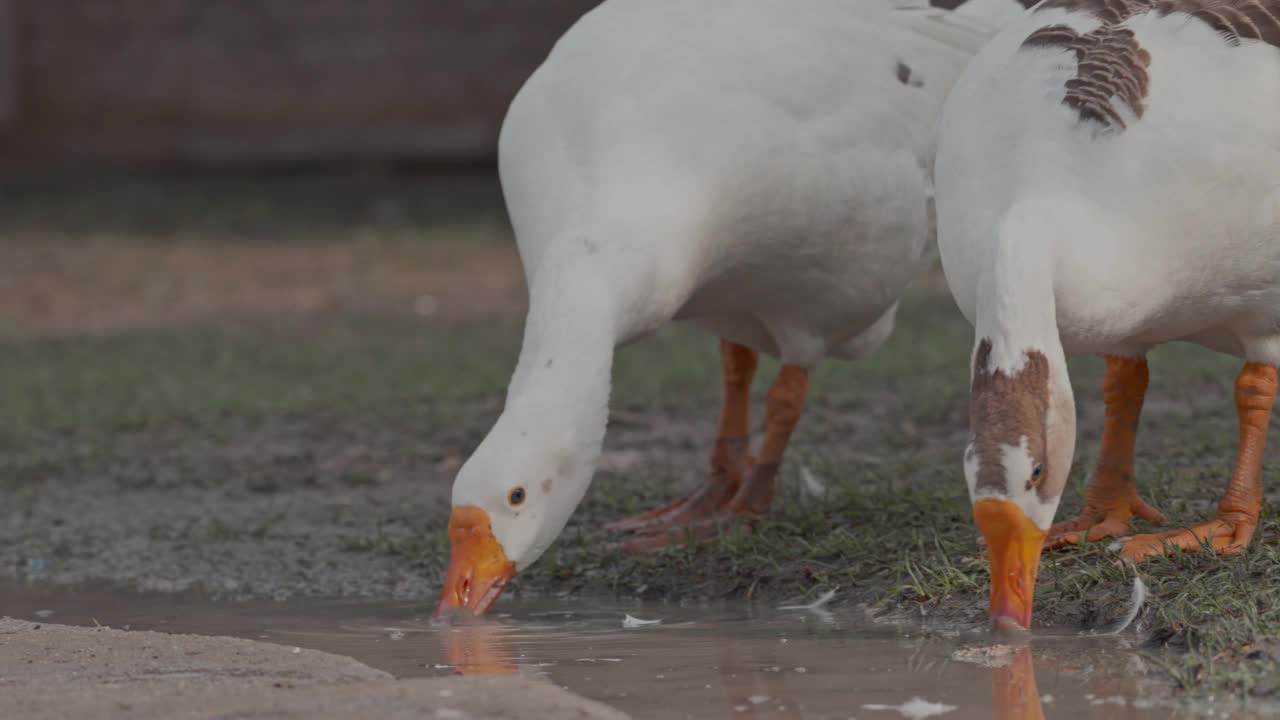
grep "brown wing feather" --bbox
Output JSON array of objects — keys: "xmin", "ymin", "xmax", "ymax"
[
  {"xmin": 1155, "ymin": 0, "xmax": 1280, "ymax": 48},
  {"xmin": 1032, "ymin": 0, "xmax": 1280, "ymax": 49},
  {"xmin": 1022, "ymin": 0, "xmax": 1280, "ymax": 131}
]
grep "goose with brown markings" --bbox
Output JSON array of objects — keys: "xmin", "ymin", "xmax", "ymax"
[{"xmin": 934, "ymin": 0, "xmax": 1280, "ymax": 631}]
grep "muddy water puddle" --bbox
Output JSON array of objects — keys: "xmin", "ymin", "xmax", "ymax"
[{"xmin": 0, "ymin": 582, "xmax": 1259, "ymax": 719}]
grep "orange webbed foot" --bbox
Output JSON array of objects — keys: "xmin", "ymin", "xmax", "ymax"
[
  {"xmin": 604, "ymin": 477, "xmax": 739, "ymax": 533},
  {"xmin": 1118, "ymin": 511, "xmax": 1259, "ymax": 562},
  {"xmin": 608, "ymin": 461, "xmax": 779, "ymax": 552},
  {"xmin": 605, "ymin": 437, "xmax": 751, "ymax": 533},
  {"xmin": 1045, "ymin": 355, "xmax": 1164, "ymax": 552},
  {"xmin": 608, "ymin": 509, "xmax": 760, "ymax": 554},
  {"xmin": 607, "ymin": 356, "xmax": 806, "ymax": 551},
  {"xmin": 1119, "ymin": 363, "xmax": 1277, "ymax": 562},
  {"xmin": 1044, "ymin": 493, "xmax": 1166, "ymax": 550}
]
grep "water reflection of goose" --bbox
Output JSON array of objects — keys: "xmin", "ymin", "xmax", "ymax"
[
  {"xmin": 992, "ymin": 646, "xmax": 1044, "ymax": 720},
  {"xmin": 437, "ymin": 610, "xmax": 1187, "ymax": 717},
  {"xmin": 444, "ymin": 622, "xmax": 520, "ymax": 676}
]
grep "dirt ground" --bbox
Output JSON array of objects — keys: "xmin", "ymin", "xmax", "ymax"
[
  {"xmin": 1, "ymin": 618, "xmax": 626, "ymax": 719},
  {"xmin": 3, "ymin": 174, "xmax": 1280, "ymax": 701},
  {"xmin": 0, "ymin": 229, "xmax": 525, "ymax": 335}
]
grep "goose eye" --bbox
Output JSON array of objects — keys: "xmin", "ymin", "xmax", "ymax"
[
  {"xmin": 1027, "ymin": 464, "xmax": 1044, "ymax": 490},
  {"xmin": 508, "ymin": 486, "xmax": 527, "ymax": 507}
]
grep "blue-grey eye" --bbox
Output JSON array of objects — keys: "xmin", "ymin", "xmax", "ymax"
[
  {"xmin": 1027, "ymin": 464, "xmax": 1044, "ymax": 490},
  {"xmin": 509, "ymin": 486, "xmax": 527, "ymax": 506}
]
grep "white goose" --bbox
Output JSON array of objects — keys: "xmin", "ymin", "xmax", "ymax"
[
  {"xmin": 934, "ymin": 0, "xmax": 1280, "ymax": 631},
  {"xmin": 436, "ymin": 0, "xmax": 1036, "ymax": 617}
]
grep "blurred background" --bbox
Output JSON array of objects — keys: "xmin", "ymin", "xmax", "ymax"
[
  {"xmin": 0, "ymin": 0, "xmax": 596, "ymax": 168},
  {"xmin": 0, "ymin": 0, "xmax": 607, "ymax": 427},
  {"xmin": 3, "ymin": 0, "xmax": 895, "ymax": 600},
  {"xmin": 1, "ymin": 1, "xmax": 618, "ymax": 596},
  {"xmin": 1, "ymin": 0, "xmax": 993, "ymax": 600}
]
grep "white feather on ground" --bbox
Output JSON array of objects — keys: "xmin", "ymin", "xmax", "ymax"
[
  {"xmin": 622, "ymin": 614, "xmax": 662, "ymax": 628},
  {"xmin": 1093, "ymin": 575, "xmax": 1148, "ymax": 636},
  {"xmin": 862, "ymin": 697, "xmax": 957, "ymax": 718},
  {"xmin": 799, "ymin": 465, "xmax": 828, "ymax": 500},
  {"xmin": 779, "ymin": 588, "xmax": 838, "ymax": 611}
]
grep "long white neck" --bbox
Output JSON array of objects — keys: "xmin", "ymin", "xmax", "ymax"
[
  {"xmin": 450, "ymin": 256, "xmax": 623, "ymax": 566},
  {"xmin": 503, "ymin": 260, "xmax": 620, "ymax": 467},
  {"xmin": 452, "ymin": 217, "xmax": 693, "ymax": 567},
  {"xmin": 975, "ymin": 207, "xmax": 1061, "ymax": 372}
]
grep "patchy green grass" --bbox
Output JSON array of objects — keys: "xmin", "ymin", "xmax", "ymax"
[
  {"xmin": 0, "ymin": 321, "xmax": 518, "ymax": 441},
  {"xmin": 0, "ymin": 287, "xmax": 977, "ymax": 442},
  {"xmin": 0, "ymin": 285, "xmax": 994, "ymax": 439}
]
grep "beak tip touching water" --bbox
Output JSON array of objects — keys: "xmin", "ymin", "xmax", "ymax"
[
  {"xmin": 973, "ymin": 498, "xmax": 1046, "ymax": 634},
  {"xmin": 435, "ymin": 506, "xmax": 517, "ymax": 619},
  {"xmin": 991, "ymin": 610, "xmax": 1033, "ymax": 635},
  {"xmin": 435, "ymin": 572, "xmax": 514, "ymax": 619}
]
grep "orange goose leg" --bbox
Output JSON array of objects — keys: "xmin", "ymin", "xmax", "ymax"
[
  {"xmin": 1121, "ymin": 362, "xmax": 1277, "ymax": 561},
  {"xmin": 614, "ymin": 362, "xmax": 809, "ymax": 552},
  {"xmin": 606, "ymin": 339, "xmax": 758, "ymax": 532},
  {"xmin": 1045, "ymin": 355, "xmax": 1166, "ymax": 549}
]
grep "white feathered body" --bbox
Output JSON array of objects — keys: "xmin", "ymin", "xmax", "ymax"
[
  {"xmin": 936, "ymin": 3, "xmax": 1280, "ymax": 363},
  {"xmin": 501, "ymin": 0, "xmax": 1001, "ymax": 365}
]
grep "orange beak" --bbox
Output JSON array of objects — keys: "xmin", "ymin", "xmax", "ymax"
[
  {"xmin": 435, "ymin": 506, "xmax": 516, "ymax": 618},
  {"xmin": 974, "ymin": 499, "xmax": 1046, "ymax": 633}
]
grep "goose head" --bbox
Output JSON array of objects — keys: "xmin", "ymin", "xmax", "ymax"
[
  {"xmin": 965, "ymin": 336, "xmax": 1076, "ymax": 632},
  {"xmin": 435, "ymin": 395, "xmax": 606, "ymax": 618},
  {"xmin": 434, "ymin": 268, "xmax": 618, "ymax": 618}
]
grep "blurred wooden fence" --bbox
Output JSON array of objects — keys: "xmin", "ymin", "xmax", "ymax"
[{"xmin": 0, "ymin": 0, "xmax": 599, "ymax": 170}]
